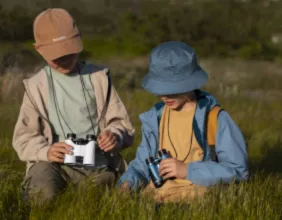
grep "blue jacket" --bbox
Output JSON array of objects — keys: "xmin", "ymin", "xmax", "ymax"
[{"xmin": 119, "ymin": 91, "xmax": 248, "ymax": 190}]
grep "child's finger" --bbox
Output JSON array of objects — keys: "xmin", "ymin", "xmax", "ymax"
[
  {"xmin": 50, "ymin": 156, "xmax": 64, "ymax": 163},
  {"xmin": 53, "ymin": 142, "xmax": 73, "ymax": 150},
  {"xmin": 99, "ymin": 131, "xmax": 110, "ymax": 139},
  {"xmin": 103, "ymin": 146, "xmax": 114, "ymax": 152},
  {"xmin": 159, "ymin": 162, "xmax": 173, "ymax": 172},
  {"xmin": 99, "ymin": 134, "xmax": 115, "ymax": 148},
  {"xmin": 97, "ymin": 133, "xmax": 105, "ymax": 142},
  {"xmin": 103, "ymin": 139, "xmax": 118, "ymax": 152},
  {"xmin": 159, "ymin": 158, "xmax": 174, "ymax": 167},
  {"xmin": 162, "ymin": 171, "xmax": 176, "ymax": 180},
  {"xmin": 99, "ymin": 135, "xmax": 111, "ymax": 146},
  {"xmin": 53, "ymin": 147, "xmax": 72, "ymax": 155},
  {"xmin": 98, "ymin": 131, "xmax": 111, "ymax": 143},
  {"xmin": 53, "ymin": 152, "xmax": 65, "ymax": 159},
  {"xmin": 102, "ymin": 136, "xmax": 116, "ymax": 148},
  {"xmin": 159, "ymin": 167, "xmax": 172, "ymax": 177}
]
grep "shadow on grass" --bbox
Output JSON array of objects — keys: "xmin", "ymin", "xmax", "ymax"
[{"xmin": 249, "ymin": 143, "xmax": 282, "ymax": 176}]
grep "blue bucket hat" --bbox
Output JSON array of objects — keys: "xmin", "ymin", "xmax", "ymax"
[{"xmin": 141, "ymin": 41, "xmax": 208, "ymax": 95}]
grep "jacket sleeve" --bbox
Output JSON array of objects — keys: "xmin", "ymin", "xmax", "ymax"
[
  {"xmin": 187, "ymin": 111, "xmax": 249, "ymax": 186},
  {"xmin": 100, "ymin": 72, "xmax": 135, "ymax": 150},
  {"xmin": 12, "ymin": 93, "xmax": 50, "ymax": 162},
  {"xmin": 118, "ymin": 126, "xmax": 151, "ymax": 191}
]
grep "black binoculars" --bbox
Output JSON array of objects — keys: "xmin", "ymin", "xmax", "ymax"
[{"xmin": 146, "ymin": 149, "xmax": 170, "ymax": 188}]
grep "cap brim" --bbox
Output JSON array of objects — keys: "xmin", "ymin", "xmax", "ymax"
[
  {"xmin": 37, "ymin": 36, "xmax": 83, "ymax": 60},
  {"xmin": 141, "ymin": 67, "xmax": 208, "ymax": 95}
]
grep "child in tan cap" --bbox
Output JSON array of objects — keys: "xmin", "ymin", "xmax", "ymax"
[{"xmin": 13, "ymin": 8, "xmax": 134, "ymax": 205}]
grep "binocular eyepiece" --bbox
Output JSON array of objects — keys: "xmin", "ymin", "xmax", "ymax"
[
  {"xmin": 67, "ymin": 133, "xmax": 96, "ymax": 142},
  {"xmin": 146, "ymin": 149, "xmax": 170, "ymax": 188}
]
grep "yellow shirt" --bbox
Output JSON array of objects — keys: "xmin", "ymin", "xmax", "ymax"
[
  {"xmin": 159, "ymin": 105, "xmax": 204, "ymax": 163},
  {"xmin": 144, "ymin": 105, "xmax": 206, "ymax": 202}
]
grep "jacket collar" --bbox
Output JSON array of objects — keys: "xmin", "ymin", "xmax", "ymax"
[{"xmin": 139, "ymin": 90, "xmax": 220, "ymax": 149}]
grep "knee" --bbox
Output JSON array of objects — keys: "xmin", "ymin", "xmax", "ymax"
[
  {"xmin": 92, "ymin": 171, "xmax": 116, "ymax": 187},
  {"xmin": 29, "ymin": 161, "xmax": 59, "ymax": 174},
  {"xmin": 22, "ymin": 177, "xmax": 59, "ymax": 205},
  {"xmin": 22, "ymin": 162, "xmax": 66, "ymax": 204}
]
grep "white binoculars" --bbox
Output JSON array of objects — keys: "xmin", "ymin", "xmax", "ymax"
[{"xmin": 64, "ymin": 133, "xmax": 96, "ymax": 167}]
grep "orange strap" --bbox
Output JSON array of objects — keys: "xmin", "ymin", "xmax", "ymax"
[{"xmin": 207, "ymin": 106, "xmax": 222, "ymax": 147}]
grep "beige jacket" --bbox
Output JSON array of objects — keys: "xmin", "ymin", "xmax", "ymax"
[{"xmin": 12, "ymin": 64, "xmax": 135, "ymax": 173}]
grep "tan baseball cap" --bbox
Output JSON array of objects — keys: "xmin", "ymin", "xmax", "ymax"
[{"xmin": 33, "ymin": 8, "xmax": 83, "ymax": 61}]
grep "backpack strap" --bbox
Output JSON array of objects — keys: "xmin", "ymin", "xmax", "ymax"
[{"xmin": 206, "ymin": 105, "xmax": 223, "ymax": 162}]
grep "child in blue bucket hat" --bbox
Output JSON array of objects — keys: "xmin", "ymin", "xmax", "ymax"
[{"xmin": 119, "ymin": 41, "xmax": 248, "ymax": 203}]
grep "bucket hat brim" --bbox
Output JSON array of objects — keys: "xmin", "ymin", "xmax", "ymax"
[{"xmin": 141, "ymin": 66, "xmax": 208, "ymax": 96}]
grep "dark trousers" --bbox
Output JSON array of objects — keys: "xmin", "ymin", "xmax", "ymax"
[{"xmin": 21, "ymin": 162, "xmax": 116, "ymax": 205}]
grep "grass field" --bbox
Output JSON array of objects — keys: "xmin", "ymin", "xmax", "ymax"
[{"xmin": 0, "ymin": 57, "xmax": 282, "ymax": 219}]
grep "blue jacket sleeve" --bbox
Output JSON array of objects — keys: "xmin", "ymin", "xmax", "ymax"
[
  {"xmin": 118, "ymin": 126, "xmax": 152, "ymax": 191},
  {"xmin": 187, "ymin": 111, "xmax": 249, "ymax": 186}
]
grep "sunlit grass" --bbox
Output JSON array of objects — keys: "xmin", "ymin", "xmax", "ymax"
[{"xmin": 0, "ymin": 59, "xmax": 282, "ymax": 219}]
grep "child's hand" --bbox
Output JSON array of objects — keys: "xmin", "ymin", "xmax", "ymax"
[
  {"xmin": 119, "ymin": 182, "xmax": 132, "ymax": 192},
  {"xmin": 98, "ymin": 130, "xmax": 118, "ymax": 152},
  {"xmin": 117, "ymin": 182, "xmax": 134, "ymax": 198},
  {"xmin": 47, "ymin": 142, "xmax": 73, "ymax": 163},
  {"xmin": 159, "ymin": 158, "xmax": 188, "ymax": 180}
]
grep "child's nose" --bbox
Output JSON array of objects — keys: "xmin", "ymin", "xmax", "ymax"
[{"xmin": 159, "ymin": 95, "xmax": 170, "ymax": 99}]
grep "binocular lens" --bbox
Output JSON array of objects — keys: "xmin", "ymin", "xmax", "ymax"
[
  {"xmin": 67, "ymin": 133, "xmax": 76, "ymax": 139},
  {"xmin": 158, "ymin": 149, "xmax": 168, "ymax": 157},
  {"xmin": 146, "ymin": 157, "xmax": 155, "ymax": 165},
  {"xmin": 86, "ymin": 134, "xmax": 96, "ymax": 141}
]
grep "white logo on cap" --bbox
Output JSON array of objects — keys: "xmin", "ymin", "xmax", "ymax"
[{"xmin": 53, "ymin": 36, "xmax": 66, "ymax": 42}]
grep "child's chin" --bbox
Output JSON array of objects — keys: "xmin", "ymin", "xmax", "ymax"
[
  {"xmin": 166, "ymin": 105, "xmax": 179, "ymax": 110},
  {"xmin": 56, "ymin": 68, "xmax": 72, "ymax": 74}
]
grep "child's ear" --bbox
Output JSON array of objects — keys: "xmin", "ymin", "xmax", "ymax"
[
  {"xmin": 33, "ymin": 43, "xmax": 40, "ymax": 52},
  {"xmin": 33, "ymin": 43, "xmax": 44, "ymax": 59}
]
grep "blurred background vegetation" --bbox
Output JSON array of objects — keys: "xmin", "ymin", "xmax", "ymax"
[
  {"xmin": 1, "ymin": 1, "xmax": 282, "ymax": 219},
  {"xmin": 1, "ymin": 0, "xmax": 282, "ymax": 65}
]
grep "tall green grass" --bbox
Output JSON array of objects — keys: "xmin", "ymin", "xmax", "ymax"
[{"xmin": 0, "ymin": 59, "xmax": 282, "ymax": 219}]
